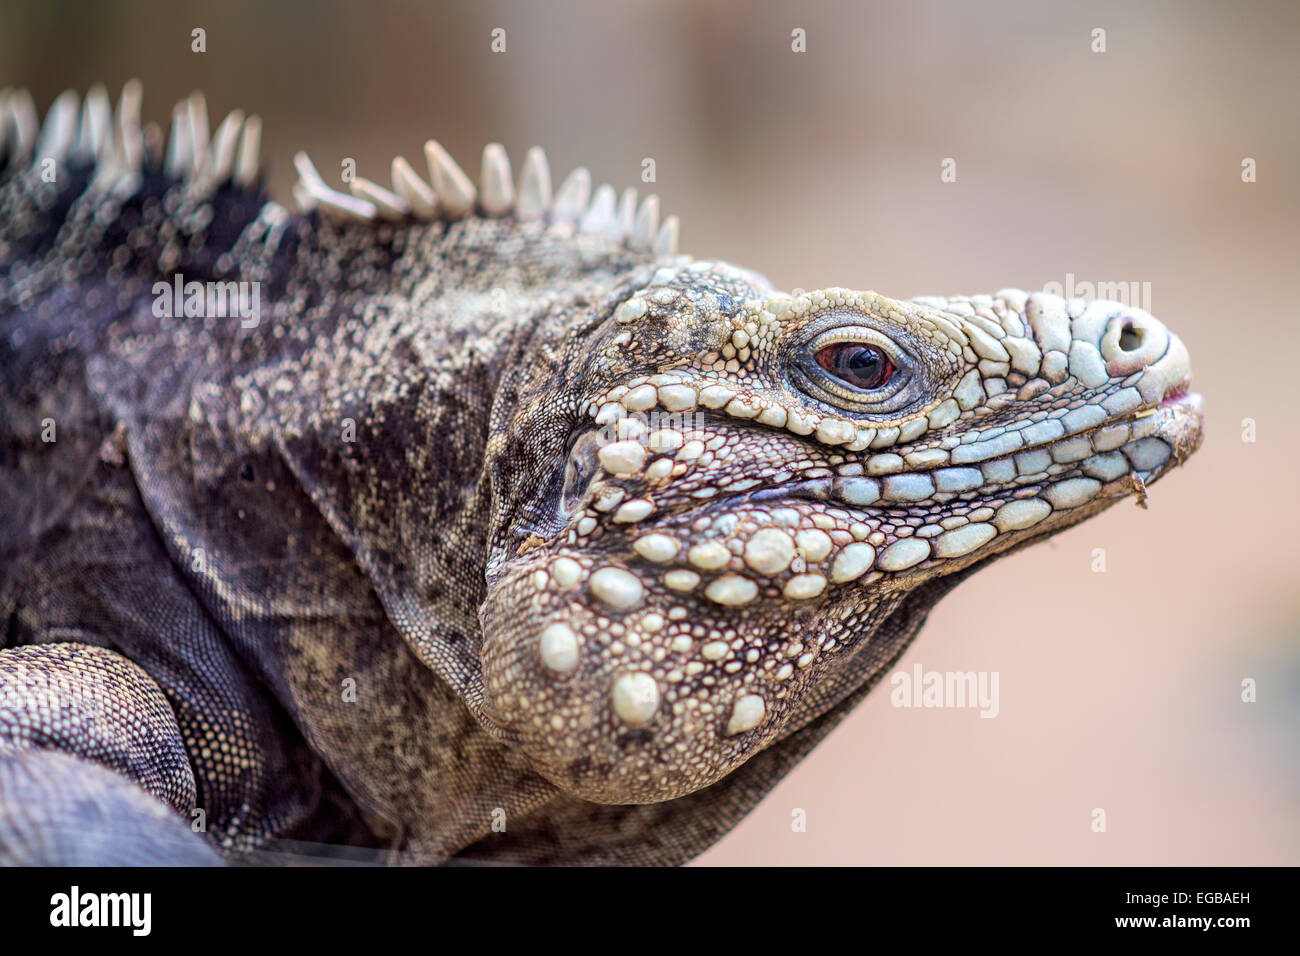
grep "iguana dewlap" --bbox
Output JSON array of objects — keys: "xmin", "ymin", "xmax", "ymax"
[{"xmin": 0, "ymin": 84, "xmax": 1204, "ymax": 864}]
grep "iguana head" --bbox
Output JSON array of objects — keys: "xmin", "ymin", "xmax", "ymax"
[{"xmin": 480, "ymin": 247, "xmax": 1203, "ymax": 803}]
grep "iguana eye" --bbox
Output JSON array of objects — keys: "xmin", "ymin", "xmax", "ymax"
[
  {"xmin": 815, "ymin": 343, "xmax": 895, "ymax": 391},
  {"xmin": 787, "ymin": 320, "xmax": 928, "ymax": 416}
]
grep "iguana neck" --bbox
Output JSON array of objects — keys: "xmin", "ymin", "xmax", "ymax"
[{"xmin": 205, "ymin": 211, "xmax": 671, "ymax": 691}]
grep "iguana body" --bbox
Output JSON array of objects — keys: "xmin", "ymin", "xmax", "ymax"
[{"xmin": 0, "ymin": 84, "xmax": 1204, "ymax": 865}]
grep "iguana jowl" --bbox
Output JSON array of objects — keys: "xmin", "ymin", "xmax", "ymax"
[{"xmin": 0, "ymin": 83, "xmax": 1204, "ymax": 864}]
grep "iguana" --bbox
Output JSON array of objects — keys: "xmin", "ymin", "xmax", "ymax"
[{"xmin": 0, "ymin": 83, "xmax": 1204, "ymax": 865}]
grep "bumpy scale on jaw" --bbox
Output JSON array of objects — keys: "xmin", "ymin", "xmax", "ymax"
[{"xmin": 481, "ymin": 261, "xmax": 1203, "ymax": 804}]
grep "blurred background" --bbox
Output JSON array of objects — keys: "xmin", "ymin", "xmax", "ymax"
[{"xmin": 3, "ymin": 0, "xmax": 1295, "ymax": 865}]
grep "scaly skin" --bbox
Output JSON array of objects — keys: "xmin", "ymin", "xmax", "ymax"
[
  {"xmin": 0, "ymin": 83, "xmax": 1203, "ymax": 863},
  {"xmin": 480, "ymin": 272, "xmax": 1204, "ymax": 802}
]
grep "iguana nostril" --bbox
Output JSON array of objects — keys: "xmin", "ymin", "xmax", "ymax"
[
  {"xmin": 1118, "ymin": 323, "xmax": 1144, "ymax": 352},
  {"xmin": 1099, "ymin": 312, "xmax": 1167, "ymax": 374}
]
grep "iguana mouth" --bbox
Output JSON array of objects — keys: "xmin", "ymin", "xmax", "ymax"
[
  {"xmin": 655, "ymin": 385, "xmax": 1205, "ymax": 525},
  {"xmin": 1160, "ymin": 380, "xmax": 1191, "ymax": 405}
]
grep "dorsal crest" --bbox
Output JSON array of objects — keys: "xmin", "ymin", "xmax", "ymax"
[{"xmin": 0, "ymin": 81, "xmax": 679, "ymax": 255}]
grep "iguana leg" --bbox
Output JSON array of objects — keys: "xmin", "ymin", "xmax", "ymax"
[{"xmin": 0, "ymin": 643, "xmax": 222, "ymax": 865}]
